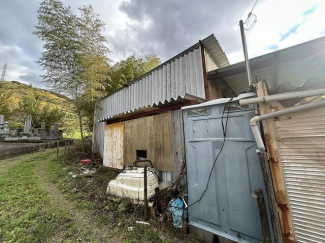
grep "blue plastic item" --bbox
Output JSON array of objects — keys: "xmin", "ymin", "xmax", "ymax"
[{"xmin": 168, "ymin": 198, "xmax": 184, "ymax": 228}]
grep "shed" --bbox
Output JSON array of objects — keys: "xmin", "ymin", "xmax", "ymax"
[
  {"xmin": 93, "ymin": 34, "xmax": 229, "ymax": 178},
  {"xmin": 208, "ymin": 36, "xmax": 325, "ymax": 96},
  {"xmin": 206, "ymin": 36, "xmax": 325, "ymax": 242}
]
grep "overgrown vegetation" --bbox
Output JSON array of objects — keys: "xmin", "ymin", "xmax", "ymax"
[
  {"xmin": 0, "ymin": 146, "xmax": 199, "ymax": 242},
  {"xmin": 0, "ymin": 81, "xmax": 80, "ymax": 137}
]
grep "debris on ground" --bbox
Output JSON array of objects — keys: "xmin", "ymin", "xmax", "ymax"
[
  {"xmin": 168, "ymin": 198, "xmax": 185, "ymax": 228},
  {"xmin": 136, "ymin": 220, "xmax": 150, "ymax": 225}
]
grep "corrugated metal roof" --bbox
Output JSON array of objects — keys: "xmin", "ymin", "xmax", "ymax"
[
  {"xmin": 95, "ymin": 34, "xmax": 229, "ymax": 122},
  {"xmin": 201, "ymin": 35, "xmax": 230, "ymax": 68},
  {"xmin": 209, "ymin": 36, "xmax": 325, "ymax": 96}
]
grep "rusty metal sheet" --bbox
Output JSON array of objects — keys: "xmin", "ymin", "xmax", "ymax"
[{"xmin": 103, "ymin": 122, "xmax": 124, "ymax": 169}]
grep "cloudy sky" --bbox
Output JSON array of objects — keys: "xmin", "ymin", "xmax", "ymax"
[{"xmin": 0, "ymin": 0, "xmax": 324, "ymax": 88}]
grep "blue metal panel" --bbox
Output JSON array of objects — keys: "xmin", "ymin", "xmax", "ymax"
[{"xmin": 183, "ymin": 102, "xmax": 272, "ymax": 242}]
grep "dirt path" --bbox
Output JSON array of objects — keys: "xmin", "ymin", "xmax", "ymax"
[{"xmin": 36, "ymin": 155, "xmax": 119, "ymax": 243}]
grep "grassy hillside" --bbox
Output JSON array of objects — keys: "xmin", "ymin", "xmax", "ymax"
[{"xmin": 0, "ymin": 81, "xmax": 80, "ymax": 137}]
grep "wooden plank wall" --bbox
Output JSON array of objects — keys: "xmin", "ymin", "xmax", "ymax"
[
  {"xmin": 124, "ymin": 112, "xmax": 174, "ymax": 171},
  {"xmin": 103, "ymin": 122, "xmax": 124, "ymax": 169}
]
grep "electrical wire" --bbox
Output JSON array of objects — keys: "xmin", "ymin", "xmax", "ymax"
[
  {"xmin": 185, "ymin": 97, "xmax": 234, "ymax": 209},
  {"xmin": 243, "ymin": 0, "xmax": 259, "ymax": 31}
]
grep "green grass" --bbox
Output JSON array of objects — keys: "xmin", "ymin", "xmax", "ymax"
[
  {"xmin": 0, "ymin": 150, "xmax": 94, "ymax": 243},
  {"xmin": 0, "ymin": 148, "xmax": 197, "ymax": 243},
  {"xmin": 0, "ymin": 151, "xmax": 64, "ymax": 242}
]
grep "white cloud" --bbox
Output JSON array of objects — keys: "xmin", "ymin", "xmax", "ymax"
[
  {"xmin": 0, "ymin": 0, "xmax": 325, "ymax": 87},
  {"xmin": 234, "ymin": 0, "xmax": 325, "ymax": 64}
]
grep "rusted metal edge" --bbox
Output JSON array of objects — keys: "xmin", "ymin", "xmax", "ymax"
[
  {"xmin": 258, "ymin": 152, "xmax": 284, "ymax": 243},
  {"xmin": 105, "ymin": 100, "xmax": 198, "ymax": 125},
  {"xmin": 256, "ymin": 81, "xmax": 296, "ymax": 243},
  {"xmin": 199, "ymin": 41, "xmax": 210, "ymax": 100},
  {"xmin": 254, "ymin": 188, "xmax": 272, "ymax": 243}
]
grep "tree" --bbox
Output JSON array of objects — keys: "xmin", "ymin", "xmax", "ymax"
[
  {"xmin": 17, "ymin": 97, "xmax": 65, "ymax": 128},
  {"xmin": 78, "ymin": 5, "xmax": 111, "ymax": 132},
  {"xmin": 34, "ymin": 0, "xmax": 86, "ymax": 149},
  {"xmin": 0, "ymin": 91, "xmax": 13, "ymax": 120},
  {"xmin": 18, "ymin": 96, "xmax": 64, "ymax": 129},
  {"xmin": 107, "ymin": 54, "xmax": 161, "ymax": 94},
  {"xmin": 78, "ymin": 5, "xmax": 111, "ymax": 101}
]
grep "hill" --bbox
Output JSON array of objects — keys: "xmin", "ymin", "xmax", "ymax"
[{"xmin": 0, "ymin": 81, "xmax": 80, "ymax": 137}]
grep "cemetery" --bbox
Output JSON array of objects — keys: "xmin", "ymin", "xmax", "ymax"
[{"xmin": 0, "ymin": 114, "xmax": 65, "ymax": 159}]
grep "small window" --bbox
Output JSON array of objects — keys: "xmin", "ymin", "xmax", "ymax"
[
  {"xmin": 136, "ymin": 150, "xmax": 147, "ymax": 160},
  {"xmin": 187, "ymin": 107, "xmax": 209, "ymax": 117}
]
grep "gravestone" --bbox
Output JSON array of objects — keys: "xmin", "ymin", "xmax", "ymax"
[
  {"xmin": 54, "ymin": 124, "xmax": 59, "ymax": 132},
  {"xmin": 23, "ymin": 115, "xmax": 32, "ymax": 133},
  {"xmin": 0, "ymin": 115, "xmax": 4, "ymax": 124},
  {"xmin": 41, "ymin": 122, "xmax": 46, "ymax": 129}
]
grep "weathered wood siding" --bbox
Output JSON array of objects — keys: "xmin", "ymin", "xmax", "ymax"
[
  {"xmin": 124, "ymin": 112, "xmax": 174, "ymax": 172},
  {"xmin": 171, "ymin": 109, "xmax": 185, "ymax": 177},
  {"xmin": 103, "ymin": 122, "xmax": 124, "ymax": 169}
]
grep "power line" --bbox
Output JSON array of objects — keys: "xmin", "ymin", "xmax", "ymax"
[
  {"xmin": 243, "ymin": 0, "xmax": 259, "ymax": 30},
  {"xmin": 1, "ymin": 63, "xmax": 7, "ymax": 81}
]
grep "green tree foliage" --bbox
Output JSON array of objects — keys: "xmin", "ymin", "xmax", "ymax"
[
  {"xmin": 34, "ymin": 0, "xmax": 82, "ymax": 96},
  {"xmin": 34, "ymin": 0, "xmax": 161, "ymax": 144},
  {"xmin": 0, "ymin": 81, "xmax": 78, "ymax": 135},
  {"xmin": 77, "ymin": 5, "xmax": 111, "ymax": 132},
  {"xmin": 0, "ymin": 91, "xmax": 13, "ymax": 119},
  {"xmin": 107, "ymin": 54, "xmax": 161, "ymax": 94},
  {"xmin": 78, "ymin": 5, "xmax": 111, "ymax": 101},
  {"xmin": 35, "ymin": 0, "xmax": 88, "ymax": 148},
  {"xmin": 18, "ymin": 97, "xmax": 64, "ymax": 129}
]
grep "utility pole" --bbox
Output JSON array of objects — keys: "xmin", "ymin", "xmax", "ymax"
[
  {"xmin": 1, "ymin": 63, "xmax": 7, "ymax": 81},
  {"xmin": 239, "ymin": 20, "xmax": 253, "ymax": 87}
]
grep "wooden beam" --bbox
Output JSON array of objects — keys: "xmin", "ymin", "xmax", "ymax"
[{"xmin": 105, "ymin": 100, "xmax": 198, "ymax": 125}]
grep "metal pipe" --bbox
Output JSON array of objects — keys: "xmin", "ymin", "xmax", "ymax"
[
  {"xmin": 240, "ymin": 88, "xmax": 325, "ymax": 106},
  {"xmin": 143, "ymin": 165, "xmax": 149, "ymax": 221},
  {"xmin": 251, "ymin": 100, "xmax": 325, "ymax": 151},
  {"xmin": 239, "ymin": 20, "xmax": 253, "ymax": 86}
]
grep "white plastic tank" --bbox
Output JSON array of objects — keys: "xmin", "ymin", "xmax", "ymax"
[{"xmin": 107, "ymin": 167, "xmax": 159, "ymax": 202}]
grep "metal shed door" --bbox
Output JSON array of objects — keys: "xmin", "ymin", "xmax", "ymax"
[{"xmin": 103, "ymin": 122, "xmax": 124, "ymax": 169}]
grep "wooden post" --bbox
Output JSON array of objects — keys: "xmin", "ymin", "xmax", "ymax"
[
  {"xmin": 63, "ymin": 140, "xmax": 67, "ymax": 164},
  {"xmin": 254, "ymin": 188, "xmax": 272, "ymax": 243},
  {"xmin": 144, "ymin": 166, "xmax": 148, "ymax": 221},
  {"xmin": 258, "ymin": 152, "xmax": 283, "ymax": 243},
  {"xmin": 256, "ymin": 81, "xmax": 296, "ymax": 242},
  {"xmin": 56, "ymin": 141, "xmax": 59, "ymax": 160}
]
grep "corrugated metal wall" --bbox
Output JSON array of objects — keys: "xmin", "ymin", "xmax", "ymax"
[
  {"xmin": 95, "ymin": 46, "xmax": 205, "ymax": 122},
  {"xmin": 93, "ymin": 46, "xmax": 207, "ymax": 156},
  {"xmin": 270, "ymin": 99, "xmax": 325, "ymax": 243}
]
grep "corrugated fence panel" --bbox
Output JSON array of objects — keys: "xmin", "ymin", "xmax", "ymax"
[{"xmin": 272, "ymin": 102, "xmax": 325, "ymax": 243}]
